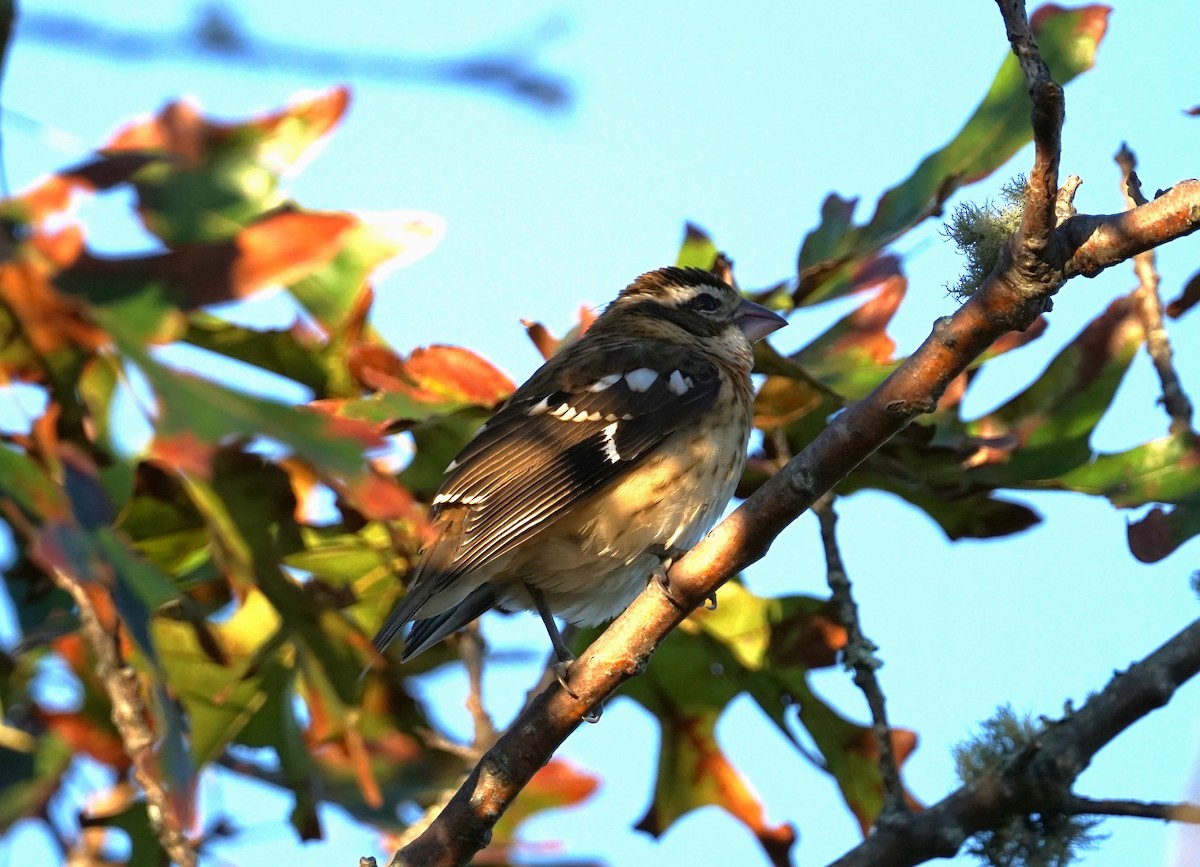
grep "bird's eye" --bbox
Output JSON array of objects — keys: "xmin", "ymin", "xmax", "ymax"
[{"xmin": 688, "ymin": 292, "xmax": 721, "ymax": 313}]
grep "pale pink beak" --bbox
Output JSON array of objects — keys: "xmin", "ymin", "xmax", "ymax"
[{"xmin": 735, "ymin": 298, "xmax": 787, "ymax": 343}]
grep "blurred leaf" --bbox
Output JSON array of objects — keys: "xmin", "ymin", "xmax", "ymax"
[
  {"xmin": 796, "ymin": 4, "xmax": 1110, "ymax": 305},
  {"xmin": 0, "ymin": 735, "xmax": 72, "ymax": 832},
  {"xmin": 79, "ymin": 798, "xmax": 169, "ymax": 867},
  {"xmin": 1166, "ymin": 268, "xmax": 1200, "ymax": 318},
  {"xmin": 1127, "ymin": 499, "xmax": 1200, "ymax": 563},
  {"xmin": 628, "ymin": 630, "xmax": 797, "ymax": 865},
  {"xmin": 102, "ymin": 88, "xmax": 350, "ymax": 244},
  {"xmin": 287, "ymin": 216, "xmax": 427, "ymax": 332},
  {"xmin": 674, "ymin": 222, "xmax": 720, "ymax": 270},
  {"xmin": 0, "ymin": 445, "xmax": 68, "ymax": 520},
  {"xmin": 616, "ymin": 583, "xmax": 915, "ymax": 851},
  {"xmin": 183, "ymin": 314, "xmax": 330, "ymax": 394}
]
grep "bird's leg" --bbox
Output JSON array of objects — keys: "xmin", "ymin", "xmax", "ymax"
[
  {"xmin": 648, "ymin": 545, "xmax": 718, "ymax": 611},
  {"xmin": 526, "ymin": 584, "xmax": 601, "ymax": 722}
]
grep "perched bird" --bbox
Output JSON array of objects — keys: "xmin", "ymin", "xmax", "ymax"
[{"xmin": 372, "ymin": 266, "xmax": 786, "ymax": 671}]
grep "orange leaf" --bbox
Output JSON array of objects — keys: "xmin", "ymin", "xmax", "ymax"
[
  {"xmin": 149, "ymin": 432, "xmax": 217, "ymax": 480},
  {"xmin": 350, "ymin": 343, "xmax": 514, "ymax": 405},
  {"xmin": 232, "ymin": 210, "xmax": 357, "ymax": 297}
]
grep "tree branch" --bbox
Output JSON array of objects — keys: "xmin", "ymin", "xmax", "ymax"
[
  {"xmin": 1067, "ymin": 795, "xmax": 1200, "ymax": 825},
  {"xmin": 53, "ymin": 575, "xmax": 196, "ymax": 866},
  {"xmin": 828, "ymin": 617, "xmax": 1200, "ymax": 866},
  {"xmin": 1115, "ymin": 142, "xmax": 1195, "ymax": 435},
  {"xmin": 388, "ymin": 1, "xmax": 1200, "ymax": 861},
  {"xmin": 815, "ymin": 495, "xmax": 904, "ymax": 816}
]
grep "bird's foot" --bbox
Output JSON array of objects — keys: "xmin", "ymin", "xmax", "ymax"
[
  {"xmin": 552, "ymin": 658, "xmax": 602, "ymax": 722},
  {"xmin": 552, "ymin": 658, "xmax": 579, "ymax": 698}
]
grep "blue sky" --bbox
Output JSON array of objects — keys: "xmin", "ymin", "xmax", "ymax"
[{"xmin": 2, "ymin": 2, "xmax": 1200, "ymax": 866}]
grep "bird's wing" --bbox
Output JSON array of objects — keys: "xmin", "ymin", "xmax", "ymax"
[{"xmin": 394, "ymin": 343, "xmax": 723, "ymax": 618}]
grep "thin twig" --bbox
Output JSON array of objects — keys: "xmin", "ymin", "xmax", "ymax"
[
  {"xmin": 814, "ymin": 495, "xmax": 904, "ymax": 818},
  {"xmin": 1115, "ymin": 142, "xmax": 1195, "ymax": 434},
  {"xmin": 53, "ymin": 576, "xmax": 196, "ymax": 866},
  {"xmin": 1068, "ymin": 795, "xmax": 1200, "ymax": 825},
  {"xmin": 459, "ymin": 622, "xmax": 498, "ymax": 751}
]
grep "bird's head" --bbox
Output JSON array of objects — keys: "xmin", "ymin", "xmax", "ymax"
[{"xmin": 597, "ymin": 266, "xmax": 786, "ymax": 367}]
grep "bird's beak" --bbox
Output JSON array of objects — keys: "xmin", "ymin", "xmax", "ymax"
[{"xmin": 734, "ymin": 298, "xmax": 787, "ymax": 343}]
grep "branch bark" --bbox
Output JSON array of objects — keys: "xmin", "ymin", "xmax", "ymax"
[
  {"xmin": 389, "ymin": 2, "xmax": 1200, "ymax": 863},
  {"xmin": 828, "ymin": 618, "xmax": 1200, "ymax": 866}
]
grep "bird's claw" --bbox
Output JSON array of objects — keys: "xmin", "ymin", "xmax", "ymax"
[
  {"xmin": 652, "ymin": 560, "xmax": 686, "ymax": 610},
  {"xmin": 553, "ymin": 659, "xmax": 603, "ymax": 722},
  {"xmin": 704, "ymin": 591, "xmax": 718, "ymax": 610},
  {"xmin": 553, "ymin": 659, "xmax": 579, "ymax": 699}
]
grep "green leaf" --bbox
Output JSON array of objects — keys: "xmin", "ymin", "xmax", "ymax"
[
  {"xmin": 1059, "ymin": 433, "xmax": 1200, "ymax": 506},
  {"xmin": 966, "ymin": 295, "xmax": 1144, "ymax": 483},
  {"xmin": 797, "ymin": 5, "xmax": 1110, "ymax": 304},
  {"xmin": 0, "ymin": 445, "xmax": 67, "ymax": 520},
  {"xmin": 0, "ymin": 734, "xmax": 73, "ymax": 832},
  {"xmin": 184, "ymin": 315, "xmax": 330, "ymax": 395},
  {"xmin": 79, "ymin": 799, "xmax": 169, "ymax": 867},
  {"xmin": 674, "ymin": 222, "xmax": 720, "ymax": 270}
]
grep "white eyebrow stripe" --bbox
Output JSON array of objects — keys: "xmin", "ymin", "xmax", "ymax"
[
  {"xmin": 667, "ymin": 370, "xmax": 692, "ymax": 396},
  {"xmin": 624, "ymin": 368, "xmax": 658, "ymax": 392},
  {"xmin": 588, "ymin": 373, "xmax": 623, "ymax": 393}
]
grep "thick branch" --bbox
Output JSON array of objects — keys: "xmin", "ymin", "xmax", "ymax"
[
  {"xmin": 390, "ymin": 182, "xmax": 1200, "ymax": 867},
  {"xmin": 829, "ymin": 618, "xmax": 1200, "ymax": 866},
  {"xmin": 390, "ymin": 2, "xmax": 1200, "ymax": 859}
]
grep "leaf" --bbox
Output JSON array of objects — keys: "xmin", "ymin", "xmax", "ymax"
[
  {"xmin": 796, "ymin": 4, "xmax": 1110, "ymax": 304},
  {"xmin": 1127, "ymin": 499, "xmax": 1200, "ymax": 563},
  {"xmin": 0, "ymin": 259, "xmax": 108, "ymax": 381},
  {"xmin": 792, "ymin": 257, "xmax": 907, "ymax": 399},
  {"xmin": 675, "ymin": 222, "xmax": 720, "ymax": 270},
  {"xmin": 287, "ymin": 216, "xmax": 430, "ymax": 332},
  {"xmin": 0, "ymin": 735, "xmax": 73, "ymax": 832},
  {"xmin": 965, "ymin": 295, "xmax": 1144, "ymax": 482},
  {"xmin": 183, "ymin": 315, "xmax": 330, "ymax": 394},
  {"xmin": 79, "ymin": 798, "xmax": 170, "ymax": 867},
  {"xmin": 627, "ymin": 631, "xmax": 797, "ymax": 865},
  {"xmin": 617, "ymin": 583, "xmax": 916, "ymax": 851},
  {"xmin": 101, "ymin": 88, "xmax": 350, "ymax": 245},
  {"xmin": 1166, "ymin": 267, "xmax": 1200, "ymax": 318},
  {"xmin": 1059, "ymin": 433, "xmax": 1200, "ymax": 506}
]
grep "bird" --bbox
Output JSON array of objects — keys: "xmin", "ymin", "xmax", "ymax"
[{"xmin": 370, "ymin": 265, "xmax": 786, "ymax": 677}]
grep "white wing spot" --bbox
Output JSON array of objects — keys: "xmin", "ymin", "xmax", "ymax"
[
  {"xmin": 625, "ymin": 368, "xmax": 658, "ymax": 392},
  {"xmin": 528, "ymin": 396, "xmax": 553, "ymax": 416},
  {"xmin": 444, "ymin": 458, "xmax": 459, "ymax": 472},
  {"xmin": 601, "ymin": 421, "xmax": 621, "ymax": 462},
  {"xmin": 572, "ymin": 410, "xmax": 601, "ymax": 422},
  {"xmin": 433, "ymin": 492, "xmax": 486, "ymax": 505},
  {"xmin": 588, "ymin": 373, "xmax": 623, "ymax": 393},
  {"xmin": 550, "ymin": 402, "xmax": 577, "ymax": 421},
  {"xmin": 667, "ymin": 370, "xmax": 693, "ymax": 396}
]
